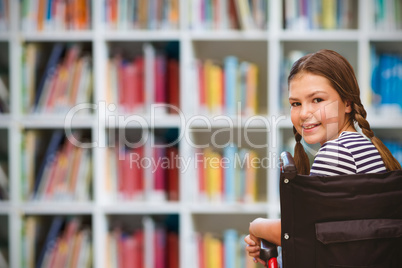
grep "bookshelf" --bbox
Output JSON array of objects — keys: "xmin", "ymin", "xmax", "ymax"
[{"xmin": 1, "ymin": 0, "xmax": 402, "ymax": 267}]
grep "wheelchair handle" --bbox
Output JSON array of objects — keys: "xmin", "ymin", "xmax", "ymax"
[
  {"xmin": 259, "ymin": 239, "xmax": 278, "ymax": 268},
  {"xmin": 280, "ymin": 151, "xmax": 297, "ymax": 179}
]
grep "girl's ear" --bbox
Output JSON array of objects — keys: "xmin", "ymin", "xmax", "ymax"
[{"xmin": 345, "ymin": 100, "xmax": 352, "ymax": 113}]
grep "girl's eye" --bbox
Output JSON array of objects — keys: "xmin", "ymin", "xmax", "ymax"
[
  {"xmin": 291, "ymin": 102, "xmax": 301, "ymax": 107},
  {"xmin": 313, "ymin": 98, "xmax": 323, "ymax": 103}
]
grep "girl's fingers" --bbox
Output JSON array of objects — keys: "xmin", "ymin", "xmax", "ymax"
[
  {"xmin": 244, "ymin": 235, "xmax": 256, "ymax": 246},
  {"xmin": 246, "ymin": 245, "xmax": 260, "ymax": 254}
]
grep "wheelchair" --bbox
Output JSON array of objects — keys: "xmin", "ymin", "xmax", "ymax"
[{"xmin": 259, "ymin": 152, "xmax": 402, "ymax": 268}]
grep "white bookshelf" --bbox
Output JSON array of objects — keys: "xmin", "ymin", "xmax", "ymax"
[{"xmin": 1, "ymin": 0, "xmax": 402, "ymax": 267}]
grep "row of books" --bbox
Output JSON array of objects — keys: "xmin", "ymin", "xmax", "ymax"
[
  {"xmin": 0, "ymin": 0, "xmax": 7, "ymax": 32},
  {"xmin": 0, "ymin": 74, "xmax": 9, "ymax": 113},
  {"xmin": 106, "ymin": 43, "xmax": 179, "ymax": 114},
  {"xmin": 193, "ymin": 56, "xmax": 258, "ymax": 116},
  {"xmin": 22, "ymin": 43, "xmax": 93, "ymax": 114},
  {"xmin": 189, "ymin": 0, "xmax": 267, "ymax": 31},
  {"xmin": 284, "ymin": 0, "xmax": 356, "ymax": 30},
  {"xmin": 371, "ymin": 49, "xmax": 402, "ymax": 114},
  {"xmin": 21, "ymin": 130, "xmax": 92, "ymax": 201},
  {"xmin": 104, "ymin": 0, "xmax": 179, "ymax": 30},
  {"xmin": 105, "ymin": 142, "xmax": 179, "ymax": 202},
  {"xmin": 22, "ymin": 216, "xmax": 92, "ymax": 268},
  {"xmin": 373, "ymin": 0, "xmax": 402, "ymax": 30},
  {"xmin": 20, "ymin": 0, "xmax": 91, "ymax": 32},
  {"xmin": 194, "ymin": 230, "xmax": 257, "ymax": 268},
  {"xmin": 106, "ymin": 217, "xmax": 179, "ymax": 268},
  {"xmin": 196, "ymin": 145, "xmax": 258, "ymax": 203}
]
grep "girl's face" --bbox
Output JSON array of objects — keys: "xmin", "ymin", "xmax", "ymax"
[{"xmin": 289, "ymin": 73, "xmax": 354, "ymax": 145}]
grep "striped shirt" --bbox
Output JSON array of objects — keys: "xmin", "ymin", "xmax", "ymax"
[{"xmin": 310, "ymin": 131, "xmax": 387, "ymax": 176}]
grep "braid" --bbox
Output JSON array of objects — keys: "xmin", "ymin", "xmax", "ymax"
[
  {"xmin": 293, "ymin": 127, "xmax": 310, "ymax": 175},
  {"xmin": 353, "ymin": 103, "xmax": 401, "ymax": 171}
]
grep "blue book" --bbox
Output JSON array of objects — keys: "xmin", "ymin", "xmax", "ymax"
[
  {"xmin": 223, "ymin": 144, "xmax": 237, "ymax": 202},
  {"xmin": 370, "ymin": 46, "xmax": 380, "ymax": 104},
  {"xmin": 223, "ymin": 229, "xmax": 238, "ymax": 268},
  {"xmin": 398, "ymin": 56, "xmax": 402, "ymax": 109},
  {"xmin": 379, "ymin": 54, "xmax": 393, "ymax": 104},
  {"xmin": 34, "ymin": 43, "xmax": 65, "ymax": 110},
  {"xmin": 239, "ymin": 62, "xmax": 249, "ymax": 113},
  {"xmin": 237, "ymin": 148, "xmax": 248, "ymax": 200},
  {"xmin": 34, "ymin": 129, "xmax": 65, "ymax": 197},
  {"xmin": 224, "ymin": 56, "xmax": 238, "ymax": 115},
  {"xmin": 36, "ymin": 216, "xmax": 65, "ymax": 268}
]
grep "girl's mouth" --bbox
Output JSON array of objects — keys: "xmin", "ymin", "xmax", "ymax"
[{"xmin": 302, "ymin": 123, "xmax": 321, "ymax": 130}]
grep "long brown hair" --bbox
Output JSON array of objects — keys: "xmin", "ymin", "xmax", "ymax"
[{"xmin": 288, "ymin": 49, "xmax": 401, "ymax": 174}]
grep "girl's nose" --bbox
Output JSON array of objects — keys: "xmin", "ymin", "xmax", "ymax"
[{"xmin": 300, "ymin": 104, "xmax": 314, "ymax": 121}]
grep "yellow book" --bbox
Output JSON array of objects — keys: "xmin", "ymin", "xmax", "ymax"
[
  {"xmin": 246, "ymin": 63, "xmax": 258, "ymax": 115},
  {"xmin": 24, "ymin": 216, "xmax": 37, "ymax": 268},
  {"xmin": 210, "ymin": 63, "xmax": 223, "ymax": 114},
  {"xmin": 205, "ymin": 233, "xmax": 222, "ymax": 268},
  {"xmin": 206, "ymin": 149, "xmax": 222, "ymax": 202},
  {"xmin": 322, "ymin": 0, "xmax": 336, "ymax": 29}
]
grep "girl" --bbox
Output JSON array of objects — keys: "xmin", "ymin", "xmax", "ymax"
[{"xmin": 244, "ymin": 49, "xmax": 401, "ymax": 265}]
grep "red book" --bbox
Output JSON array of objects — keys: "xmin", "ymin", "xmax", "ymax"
[
  {"xmin": 135, "ymin": 56, "xmax": 145, "ymax": 108},
  {"xmin": 133, "ymin": 146, "xmax": 144, "ymax": 198},
  {"xmin": 124, "ymin": 150, "xmax": 134, "ymax": 199},
  {"xmin": 197, "ymin": 234, "xmax": 205, "ymax": 268},
  {"xmin": 228, "ymin": 0, "xmax": 240, "ymax": 29},
  {"xmin": 167, "ymin": 59, "xmax": 180, "ymax": 113},
  {"xmin": 131, "ymin": 58, "xmax": 141, "ymax": 110},
  {"xmin": 154, "ymin": 228, "xmax": 166, "ymax": 268},
  {"xmin": 167, "ymin": 232, "xmax": 179, "ymax": 268},
  {"xmin": 167, "ymin": 146, "xmax": 179, "ymax": 201},
  {"xmin": 125, "ymin": 62, "xmax": 136, "ymax": 113},
  {"xmin": 117, "ymin": 231, "xmax": 124, "ymax": 268},
  {"xmin": 123, "ymin": 235, "xmax": 135, "ymax": 268},
  {"xmin": 133, "ymin": 230, "xmax": 144, "ymax": 268}
]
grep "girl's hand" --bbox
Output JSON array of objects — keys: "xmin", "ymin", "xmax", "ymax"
[{"xmin": 244, "ymin": 234, "xmax": 266, "ymax": 266}]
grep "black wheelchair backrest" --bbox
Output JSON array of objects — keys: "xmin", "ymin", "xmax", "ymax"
[{"xmin": 279, "ymin": 152, "xmax": 402, "ymax": 268}]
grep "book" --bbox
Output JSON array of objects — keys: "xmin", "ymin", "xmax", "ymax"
[
  {"xmin": 34, "ymin": 129, "xmax": 65, "ymax": 198},
  {"xmin": 167, "ymin": 232, "xmax": 179, "ymax": 268},
  {"xmin": 36, "ymin": 216, "xmax": 65, "ymax": 268},
  {"xmin": 224, "ymin": 56, "xmax": 239, "ymax": 115},
  {"xmin": 223, "ymin": 229, "xmax": 237, "ymax": 268},
  {"xmin": 234, "ymin": 0, "xmax": 254, "ymax": 30},
  {"xmin": 167, "ymin": 59, "xmax": 180, "ymax": 114},
  {"xmin": 166, "ymin": 146, "xmax": 179, "ymax": 201},
  {"xmin": 143, "ymin": 216, "xmax": 155, "ymax": 268},
  {"xmin": 223, "ymin": 144, "xmax": 237, "ymax": 202},
  {"xmin": 34, "ymin": 43, "xmax": 65, "ymax": 111}
]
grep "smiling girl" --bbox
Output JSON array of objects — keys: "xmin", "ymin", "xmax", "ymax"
[{"xmin": 244, "ymin": 49, "xmax": 401, "ymax": 265}]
